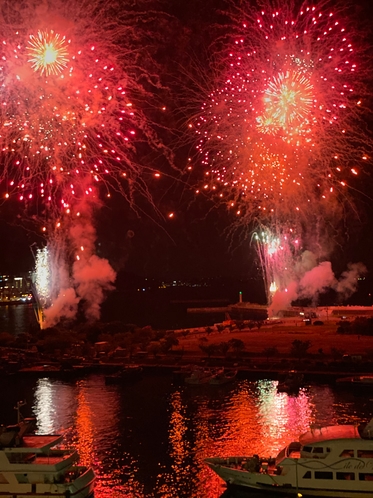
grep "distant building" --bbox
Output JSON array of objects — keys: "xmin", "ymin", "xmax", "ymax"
[{"xmin": 0, "ymin": 274, "xmax": 33, "ymax": 302}]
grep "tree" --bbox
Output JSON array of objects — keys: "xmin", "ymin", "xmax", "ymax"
[
  {"xmin": 218, "ymin": 341, "xmax": 230, "ymax": 356},
  {"xmin": 290, "ymin": 340, "xmax": 311, "ymax": 360},
  {"xmin": 263, "ymin": 346, "xmax": 278, "ymax": 362},
  {"xmin": 351, "ymin": 317, "xmax": 373, "ymax": 336},
  {"xmin": 235, "ymin": 321, "xmax": 245, "ymax": 331},
  {"xmin": 135, "ymin": 326, "xmax": 155, "ymax": 350},
  {"xmin": 199, "ymin": 344, "xmax": 217, "ymax": 358},
  {"xmin": 228, "ymin": 338, "xmax": 245, "ymax": 356},
  {"xmin": 147, "ymin": 342, "xmax": 162, "ymax": 358},
  {"xmin": 161, "ymin": 332, "xmax": 179, "ymax": 353}
]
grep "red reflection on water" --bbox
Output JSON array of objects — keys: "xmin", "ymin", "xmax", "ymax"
[
  {"xmin": 73, "ymin": 379, "xmax": 146, "ymax": 498},
  {"xmin": 188, "ymin": 379, "xmax": 335, "ymax": 497},
  {"xmin": 156, "ymin": 390, "xmax": 191, "ymax": 495},
  {"xmin": 31, "ymin": 374, "xmax": 339, "ymax": 498},
  {"xmin": 72, "ymin": 381, "xmax": 95, "ymax": 467}
]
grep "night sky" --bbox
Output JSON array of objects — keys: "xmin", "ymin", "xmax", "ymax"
[{"xmin": 0, "ymin": 0, "xmax": 373, "ymax": 296}]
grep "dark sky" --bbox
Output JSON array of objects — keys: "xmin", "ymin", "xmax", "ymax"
[{"xmin": 0, "ymin": 0, "xmax": 372, "ymax": 287}]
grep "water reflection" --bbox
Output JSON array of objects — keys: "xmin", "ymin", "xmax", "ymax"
[
  {"xmin": 0, "ymin": 304, "xmax": 35, "ymax": 336},
  {"xmin": 255, "ymin": 380, "xmax": 313, "ymax": 453},
  {"xmin": 33, "ymin": 379, "xmax": 75, "ymax": 433},
  {"xmin": 13, "ymin": 374, "xmax": 373, "ymax": 497}
]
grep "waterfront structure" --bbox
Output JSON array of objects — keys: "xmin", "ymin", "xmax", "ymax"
[{"xmin": 0, "ymin": 274, "xmax": 32, "ymax": 303}]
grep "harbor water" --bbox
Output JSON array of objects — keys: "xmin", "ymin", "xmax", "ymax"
[{"xmin": 1, "ymin": 370, "xmax": 372, "ymax": 498}]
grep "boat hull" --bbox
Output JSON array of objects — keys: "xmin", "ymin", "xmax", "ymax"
[
  {"xmin": 227, "ymin": 481, "xmax": 373, "ymax": 498},
  {"xmin": 206, "ymin": 460, "xmax": 373, "ymax": 498},
  {"xmin": 0, "ymin": 466, "xmax": 95, "ymax": 498}
]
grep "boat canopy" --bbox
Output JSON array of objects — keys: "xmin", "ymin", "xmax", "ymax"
[{"xmin": 299, "ymin": 425, "xmax": 361, "ymax": 445}]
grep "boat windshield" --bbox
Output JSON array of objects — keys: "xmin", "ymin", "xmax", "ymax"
[{"xmin": 285, "ymin": 441, "xmax": 302, "ymax": 457}]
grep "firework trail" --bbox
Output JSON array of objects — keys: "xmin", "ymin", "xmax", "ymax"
[
  {"xmin": 253, "ymin": 225, "xmax": 302, "ymax": 304},
  {"xmin": 0, "ymin": 0, "xmax": 172, "ymax": 327},
  {"xmin": 191, "ymin": 0, "xmax": 372, "ymax": 307}
]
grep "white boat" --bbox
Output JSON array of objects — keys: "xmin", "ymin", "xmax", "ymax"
[
  {"xmin": 185, "ymin": 366, "xmax": 215, "ymax": 385},
  {"xmin": 0, "ymin": 402, "xmax": 95, "ymax": 497},
  {"xmin": 205, "ymin": 418, "xmax": 373, "ymax": 497},
  {"xmin": 209, "ymin": 369, "xmax": 237, "ymax": 385}
]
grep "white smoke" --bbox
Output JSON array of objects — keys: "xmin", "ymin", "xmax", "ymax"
[
  {"xmin": 73, "ymin": 254, "xmax": 116, "ymax": 321},
  {"xmin": 43, "ymin": 288, "xmax": 80, "ymax": 327},
  {"xmin": 269, "ymin": 252, "xmax": 367, "ymax": 317},
  {"xmin": 335, "ymin": 262, "xmax": 367, "ymax": 298},
  {"xmin": 298, "ymin": 261, "xmax": 336, "ymax": 298},
  {"xmin": 42, "ymin": 193, "xmax": 116, "ymax": 328}
]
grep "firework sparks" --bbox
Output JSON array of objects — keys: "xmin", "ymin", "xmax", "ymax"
[
  {"xmin": 190, "ymin": 0, "xmax": 372, "ymax": 305},
  {"xmin": 32, "ymin": 246, "xmax": 51, "ymax": 327},
  {"xmin": 257, "ymin": 70, "xmax": 315, "ymax": 139},
  {"xmin": 0, "ymin": 0, "xmax": 172, "ymax": 327},
  {"xmin": 193, "ymin": 0, "xmax": 371, "ymax": 224},
  {"xmin": 34, "ymin": 246, "xmax": 51, "ymax": 307},
  {"xmin": 0, "ymin": 0, "xmax": 171, "ymax": 225},
  {"xmin": 253, "ymin": 225, "xmax": 301, "ymax": 303},
  {"xmin": 27, "ymin": 30, "xmax": 69, "ymax": 76}
]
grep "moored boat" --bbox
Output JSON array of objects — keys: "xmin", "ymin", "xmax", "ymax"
[
  {"xmin": 0, "ymin": 402, "xmax": 95, "ymax": 497},
  {"xmin": 209, "ymin": 368, "xmax": 238, "ymax": 385},
  {"xmin": 185, "ymin": 366, "xmax": 215, "ymax": 385},
  {"xmin": 205, "ymin": 418, "xmax": 373, "ymax": 497},
  {"xmin": 105, "ymin": 364, "xmax": 143, "ymax": 384}
]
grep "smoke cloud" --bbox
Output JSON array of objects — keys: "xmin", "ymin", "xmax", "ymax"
[
  {"xmin": 43, "ymin": 288, "xmax": 80, "ymax": 328},
  {"xmin": 269, "ymin": 252, "xmax": 367, "ymax": 317},
  {"xmin": 42, "ymin": 192, "xmax": 117, "ymax": 328},
  {"xmin": 73, "ymin": 254, "xmax": 116, "ymax": 322}
]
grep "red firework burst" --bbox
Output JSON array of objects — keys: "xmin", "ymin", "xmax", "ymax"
[
  {"xmin": 0, "ymin": 0, "xmax": 171, "ymax": 232},
  {"xmin": 193, "ymin": 0, "xmax": 371, "ymax": 224}
]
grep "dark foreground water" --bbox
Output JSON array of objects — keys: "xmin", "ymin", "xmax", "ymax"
[{"xmin": 0, "ymin": 372, "xmax": 372, "ymax": 498}]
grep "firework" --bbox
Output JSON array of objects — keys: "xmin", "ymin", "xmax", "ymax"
[
  {"xmin": 193, "ymin": 0, "xmax": 371, "ymax": 224},
  {"xmin": 30, "ymin": 192, "xmax": 117, "ymax": 328},
  {"xmin": 31, "ymin": 235, "xmax": 75, "ymax": 328},
  {"xmin": 27, "ymin": 30, "xmax": 69, "ymax": 76},
  {"xmin": 0, "ymin": 0, "xmax": 172, "ymax": 327},
  {"xmin": 253, "ymin": 225, "xmax": 302, "ymax": 303},
  {"xmin": 191, "ymin": 0, "xmax": 372, "ymax": 305},
  {"xmin": 32, "ymin": 246, "xmax": 51, "ymax": 327},
  {"xmin": 0, "ymin": 0, "xmax": 171, "ymax": 227}
]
